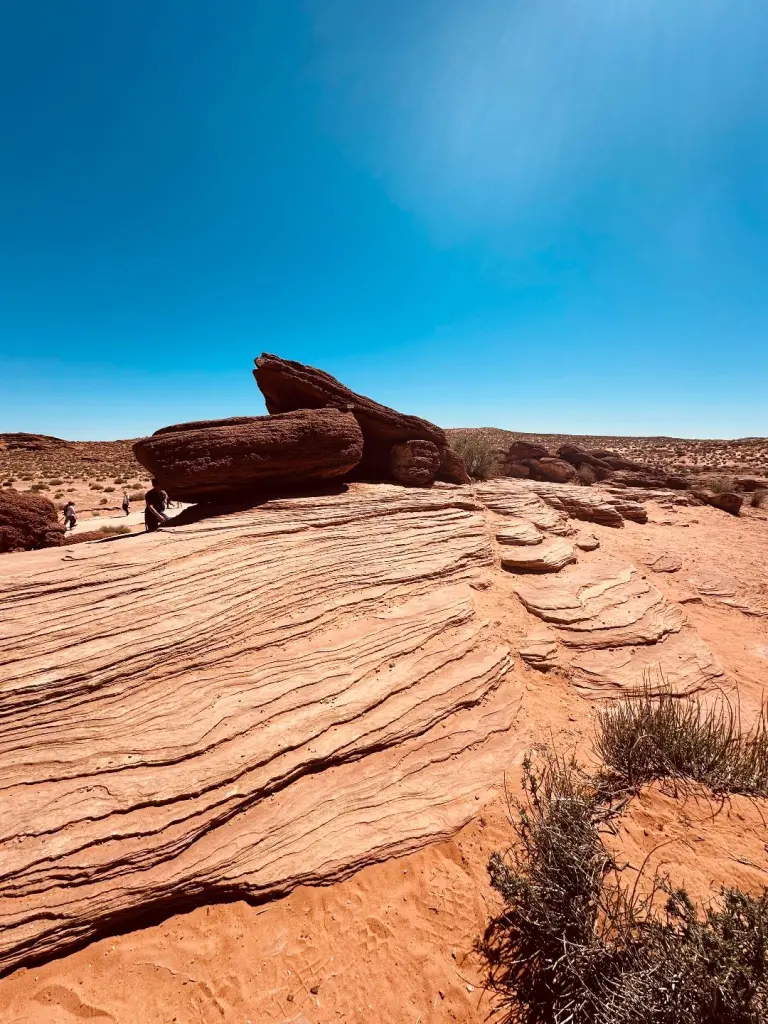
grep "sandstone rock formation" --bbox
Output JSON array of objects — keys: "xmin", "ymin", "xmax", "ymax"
[
  {"xmin": 390, "ymin": 440, "xmax": 441, "ymax": 487},
  {"xmin": 0, "ymin": 474, "xmax": 736, "ymax": 982},
  {"xmin": 253, "ymin": 353, "xmax": 457, "ymax": 483},
  {"xmin": 513, "ymin": 560, "xmax": 724, "ymax": 696},
  {"xmin": 132, "ymin": 408, "xmax": 364, "ymax": 502},
  {"xmin": 0, "ymin": 491, "xmax": 65, "ymax": 553},
  {"xmin": 0, "ymin": 485, "xmax": 517, "ymax": 973}
]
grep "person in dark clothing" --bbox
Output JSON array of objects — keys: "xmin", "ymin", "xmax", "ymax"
[
  {"xmin": 122, "ymin": 492, "xmax": 130, "ymax": 516},
  {"xmin": 63, "ymin": 501, "xmax": 77, "ymax": 531},
  {"xmin": 144, "ymin": 479, "xmax": 169, "ymax": 532}
]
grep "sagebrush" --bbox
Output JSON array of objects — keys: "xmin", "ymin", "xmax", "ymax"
[{"xmin": 482, "ymin": 750, "xmax": 768, "ymax": 1024}]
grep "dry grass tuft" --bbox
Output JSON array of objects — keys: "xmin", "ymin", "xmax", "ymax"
[{"xmin": 595, "ymin": 684, "xmax": 768, "ymax": 797}]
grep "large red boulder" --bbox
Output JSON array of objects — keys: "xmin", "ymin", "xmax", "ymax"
[
  {"xmin": 524, "ymin": 458, "xmax": 578, "ymax": 484},
  {"xmin": 439, "ymin": 446, "xmax": 471, "ymax": 484},
  {"xmin": 557, "ymin": 445, "xmax": 614, "ymax": 478},
  {"xmin": 693, "ymin": 490, "xmax": 743, "ymax": 516},
  {"xmin": 390, "ymin": 440, "xmax": 441, "ymax": 487},
  {"xmin": 253, "ymin": 353, "xmax": 449, "ymax": 481},
  {"xmin": 132, "ymin": 408, "xmax": 364, "ymax": 502},
  {"xmin": 0, "ymin": 491, "xmax": 66, "ymax": 553},
  {"xmin": 506, "ymin": 440, "xmax": 549, "ymax": 462}
]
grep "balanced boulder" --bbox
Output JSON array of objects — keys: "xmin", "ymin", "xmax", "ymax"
[
  {"xmin": 0, "ymin": 491, "xmax": 65, "ymax": 553},
  {"xmin": 133, "ymin": 408, "xmax": 364, "ymax": 502},
  {"xmin": 253, "ymin": 353, "xmax": 457, "ymax": 482}
]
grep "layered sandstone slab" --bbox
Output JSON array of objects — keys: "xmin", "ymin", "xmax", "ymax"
[
  {"xmin": 132, "ymin": 408, "xmax": 364, "ymax": 502},
  {"xmin": 513, "ymin": 559, "xmax": 724, "ymax": 695},
  {"xmin": 501, "ymin": 537, "xmax": 577, "ymax": 573},
  {"xmin": 253, "ymin": 353, "xmax": 451, "ymax": 480},
  {"xmin": 0, "ymin": 485, "xmax": 517, "ymax": 973}
]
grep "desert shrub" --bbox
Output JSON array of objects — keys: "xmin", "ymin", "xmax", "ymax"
[
  {"xmin": 699, "ymin": 475, "xmax": 737, "ymax": 494},
  {"xmin": 20, "ymin": 474, "xmax": 33, "ymax": 481},
  {"xmin": 2, "ymin": 479, "xmax": 14, "ymax": 487},
  {"xmin": 577, "ymin": 463, "xmax": 597, "ymax": 486},
  {"xmin": 90, "ymin": 483, "xmax": 103, "ymax": 491},
  {"xmin": 482, "ymin": 751, "xmax": 768, "ymax": 1024},
  {"xmin": 751, "ymin": 490, "xmax": 766, "ymax": 509},
  {"xmin": 103, "ymin": 486, "xmax": 115, "ymax": 493},
  {"xmin": 48, "ymin": 478, "xmax": 63, "ymax": 486},
  {"xmin": 595, "ymin": 684, "xmax": 768, "ymax": 796},
  {"xmin": 96, "ymin": 524, "xmax": 130, "ymax": 536},
  {"xmin": 53, "ymin": 491, "xmax": 64, "ymax": 499},
  {"xmin": 450, "ymin": 432, "xmax": 499, "ymax": 480},
  {"xmin": 129, "ymin": 491, "xmax": 145, "ymax": 501},
  {"xmin": 99, "ymin": 498, "xmax": 108, "ymax": 505}
]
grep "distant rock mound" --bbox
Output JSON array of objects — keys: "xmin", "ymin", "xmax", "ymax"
[
  {"xmin": 0, "ymin": 491, "xmax": 65, "ymax": 552},
  {"xmin": 133, "ymin": 409, "xmax": 364, "ymax": 502},
  {"xmin": 0, "ymin": 433, "xmax": 72, "ymax": 452}
]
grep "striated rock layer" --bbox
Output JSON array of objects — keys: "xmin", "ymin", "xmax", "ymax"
[
  {"xmin": 132, "ymin": 408, "xmax": 364, "ymax": 502},
  {"xmin": 0, "ymin": 485, "xmax": 516, "ymax": 974}
]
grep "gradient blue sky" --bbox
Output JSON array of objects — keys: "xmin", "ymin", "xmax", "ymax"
[{"xmin": 1, "ymin": 1, "xmax": 767, "ymax": 440}]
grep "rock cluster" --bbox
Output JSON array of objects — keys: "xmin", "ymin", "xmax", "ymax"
[
  {"xmin": 0, "ymin": 490, "xmax": 65, "ymax": 552},
  {"xmin": 132, "ymin": 355, "xmax": 468, "ymax": 502},
  {"xmin": 502, "ymin": 440, "xmax": 745, "ymax": 514}
]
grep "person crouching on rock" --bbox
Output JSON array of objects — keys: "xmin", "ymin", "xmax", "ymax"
[
  {"xmin": 144, "ymin": 479, "xmax": 169, "ymax": 532},
  {"xmin": 63, "ymin": 501, "xmax": 77, "ymax": 531}
]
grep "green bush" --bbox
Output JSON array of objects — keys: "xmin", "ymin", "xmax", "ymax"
[
  {"xmin": 450, "ymin": 432, "xmax": 499, "ymax": 480},
  {"xmin": 482, "ymin": 750, "xmax": 768, "ymax": 1024}
]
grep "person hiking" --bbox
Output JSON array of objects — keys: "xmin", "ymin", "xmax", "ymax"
[
  {"xmin": 63, "ymin": 501, "xmax": 77, "ymax": 531},
  {"xmin": 144, "ymin": 479, "xmax": 169, "ymax": 532},
  {"xmin": 122, "ymin": 492, "xmax": 130, "ymax": 516}
]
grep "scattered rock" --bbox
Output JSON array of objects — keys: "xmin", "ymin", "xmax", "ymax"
[
  {"xmin": 0, "ymin": 491, "xmax": 65, "ymax": 553},
  {"xmin": 575, "ymin": 533, "xmax": 600, "ymax": 551},
  {"xmin": 495, "ymin": 522, "xmax": 543, "ymax": 546},
  {"xmin": 390, "ymin": 440, "xmax": 441, "ymax": 487},
  {"xmin": 642, "ymin": 551, "xmax": 682, "ymax": 573},
  {"xmin": 132, "ymin": 409, "xmax": 364, "ymax": 502},
  {"xmin": 501, "ymin": 537, "xmax": 576, "ymax": 573}
]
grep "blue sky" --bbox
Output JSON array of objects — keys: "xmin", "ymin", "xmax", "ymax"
[{"xmin": 1, "ymin": 0, "xmax": 767, "ymax": 440}]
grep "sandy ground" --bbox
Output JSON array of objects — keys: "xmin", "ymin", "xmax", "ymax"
[{"xmin": 0, "ymin": 489, "xmax": 766, "ymax": 1023}]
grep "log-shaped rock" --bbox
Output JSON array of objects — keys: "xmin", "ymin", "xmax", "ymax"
[{"xmin": 132, "ymin": 408, "xmax": 364, "ymax": 502}]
